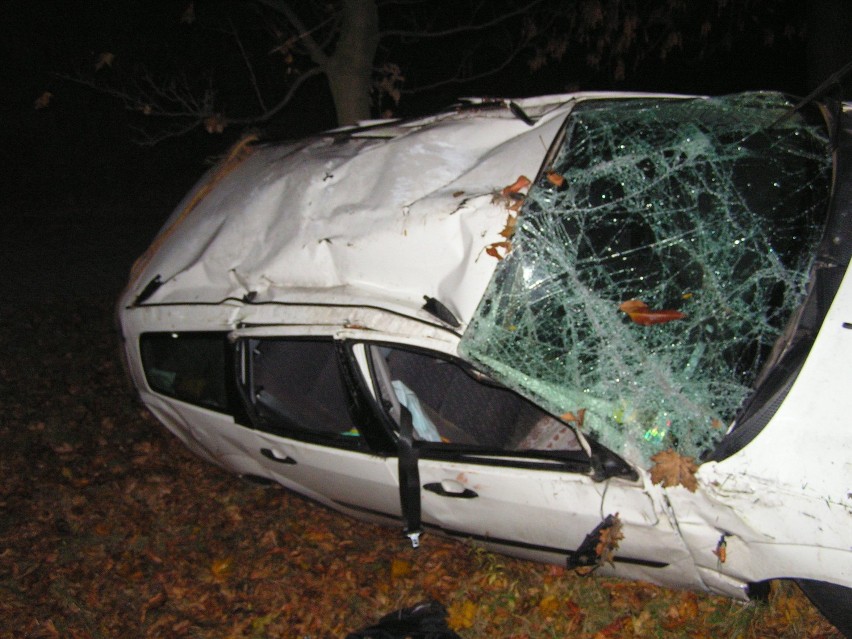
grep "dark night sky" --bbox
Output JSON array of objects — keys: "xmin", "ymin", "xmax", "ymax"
[{"xmin": 1, "ymin": 0, "xmax": 849, "ymax": 213}]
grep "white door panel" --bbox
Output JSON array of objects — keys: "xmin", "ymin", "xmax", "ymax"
[
  {"xmin": 253, "ymin": 432, "xmax": 401, "ymax": 522},
  {"xmin": 417, "ymin": 457, "xmax": 604, "ymax": 556}
]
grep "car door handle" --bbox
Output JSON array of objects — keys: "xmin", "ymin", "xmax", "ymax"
[
  {"xmin": 423, "ymin": 480, "xmax": 478, "ymax": 498},
  {"xmin": 260, "ymin": 448, "xmax": 297, "ymax": 465}
]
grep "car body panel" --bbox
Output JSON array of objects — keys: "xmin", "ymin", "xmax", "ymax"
[
  {"xmin": 252, "ymin": 430, "xmax": 402, "ymax": 525},
  {"xmin": 117, "ymin": 92, "xmax": 852, "ymax": 608}
]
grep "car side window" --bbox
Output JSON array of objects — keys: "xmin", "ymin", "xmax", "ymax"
[
  {"xmin": 368, "ymin": 345, "xmax": 582, "ymax": 453},
  {"xmin": 140, "ymin": 332, "xmax": 231, "ymax": 413},
  {"xmin": 243, "ymin": 338, "xmax": 362, "ymax": 442}
]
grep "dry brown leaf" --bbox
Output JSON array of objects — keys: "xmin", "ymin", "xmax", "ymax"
[
  {"xmin": 538, "ymin": 594, "xmax": 560, "ymax": 617},
  {"xmin": 95, "ymin": 52, "xmax": 115, "ymax": 71},
  {"xmin": 498, "ymin": 213, "xmax": 517, "ymax": 239},
  {"xmin": 619, "ymin": 299, "xmax": 686, "ymax": 326},
  {"xmin": 210, "ymin": 557, "xmax": 233, "ymax": 582},
  {"xmin": 546, "ymin": 171, "xmax": 566, "ymax": 188},
  {"xmin": 180, "ymin": 2, "xmax": 195, "ymax": 24},
  {"xmin": 594, "ymin": 513, "xmax": 624, "ymax": 566},
  {"xmin": 204, "ymin": 113, "xmax": 227, "ymax": 134},
  {"xmin": 561, "ymin": 408, "xmax": 586, "ymax": 429},
  {"xmin": 484, "ymin": 240, "xmax": 512, "ymax": 260},
  {"xmin": 390, "ymin": 557, "xmax": 412, "ymax": 579},
  {"xmin": 501, "ymin": 175, "xmax": 531, "ymax": 197},
  {"xmin": 650, "ymin": 449, "xmax": 699, "ymax": 491},
  {"xmin": 34, "ymin": 91, "xmax": 53, "ymax": 110}
]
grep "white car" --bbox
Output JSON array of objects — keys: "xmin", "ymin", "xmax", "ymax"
[{"xmin": 117, "ymin": 91, "xmax": 851, "ymax": 634}]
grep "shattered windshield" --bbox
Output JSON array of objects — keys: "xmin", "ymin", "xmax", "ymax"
[{"xmin": 460, "ymin": 92, "xmax": 831, "ymax": 466}]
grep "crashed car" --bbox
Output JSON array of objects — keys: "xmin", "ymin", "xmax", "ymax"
[{"xmin": 117, "ymin": 91, "xmax": 851, "ymax": 634}]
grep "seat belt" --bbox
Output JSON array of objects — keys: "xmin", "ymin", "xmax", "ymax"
[{"xmin": 397, "ymin": 405, "xmax": 422, "ymax": 547}]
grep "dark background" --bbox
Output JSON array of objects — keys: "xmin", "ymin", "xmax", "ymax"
[{"xmin": 1, "ymin": 0, "xmax": 851, "ymax": 300}]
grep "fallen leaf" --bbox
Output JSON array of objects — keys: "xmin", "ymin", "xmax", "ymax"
[
  {"xmin": 447, "ymin": 600, "xmax": 478, "ymax": 630},
  {"xmin": 210, "ymin": 557, "xmax": 233, "ymax": 582},
  {"xmin": 34, "ymin": 91, "xmax": 53, "ymax": 110},
  {"xmin": 561, "ymin": 408, "xmax": 586, "ymax": 429},
  {"xmin": 593, "ymin": 615, "xmax": 631, "ymax": 639},
  {"xmin": 650, "ymin": 449, "xmax": 699, "ymax": 491},
  {"xmin": 594, "ymin": 513, "xmax": 624, "ymax": 566},
  {"xmin": 712, "ymin": 535, "xmax": 727, "ymax": 563},
  {"xmin": 619, "ymin": 299, "xmax": 686, "ymax": 326},
  {"xmin": 546, "ymin": 171, "xmax": 566, "ymax": 188},
  {"xmin": 631, "ymin": 608, "xmax": 653, "ymax": 635},
  {"xmin": 180, "ymin": 2, "xmax": 195, "ymax": 24},
  {"xmin": 498, "ymin": 213, "xmax": 517, "ymax": 239},
  {"xmin": 662, "ymin": 591, "xmax": 700, "ymax": 630},
  {"xmin": 538, "ymin": 594, "xmax": 560, "ymax": 617},
  {"xmin": 485, "ymin": 240, "xmax": 512, "ymax": 260},
  {"xmin": 95, "ymin": 52, "xmax": 115, "ymax": 71},
  {"xmin": 501, "ymin": 175, "xmax": 531, "ymax": 197},
  {"xmin": 390, "ymin": 558, "xmax": 412, "ymax": 579},
  {"xmin": 204, "ymin": 113, "xmax": 227, "ymax": 134}
]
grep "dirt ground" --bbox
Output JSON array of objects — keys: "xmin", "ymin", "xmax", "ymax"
[{"xmin": 0, "ymin": 194, "xmax": 843, "ymax": 638}]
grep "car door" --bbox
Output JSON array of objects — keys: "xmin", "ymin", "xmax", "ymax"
[
  {"xmin": 357, "ymin": 342, "xmax": 699, "ymax": 585},
  {"xmin": 231, "ymin": 330, "xmax": 402, "ymax": 525},
  {"xmin": 358, "ymin": 343, "xmax": 606, "ymax": 557}
]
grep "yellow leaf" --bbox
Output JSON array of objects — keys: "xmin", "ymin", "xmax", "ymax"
[
  {"xmin": 210, "ymin": 557, "xmax": 233, "ymax": 582},
  {"xmin": 447, "ymin": 600, "xmax": 478, "ymax": 630},
  {"xmin": 390, "ymin": 558, "xmax": 412, "ymax": 579},
  {"xmin": 649, "ymin": 449, "xmax": 699, "ymax": 492},
  {"xmin": 538, "ymin": 594, "xmax": 560, "ymax": 617}
]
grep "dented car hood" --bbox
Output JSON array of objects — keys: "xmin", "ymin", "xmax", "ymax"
[{"xmin": 122, "ymin": 95, "xmax": 608, "ymax": 325}]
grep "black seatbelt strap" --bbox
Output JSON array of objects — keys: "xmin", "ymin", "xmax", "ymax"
[{"xmin": 397, "ymin": 405, "xmax": 422, "ymax": 548}]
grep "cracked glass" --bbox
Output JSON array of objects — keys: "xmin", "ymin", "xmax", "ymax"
[{"xmin": 460, "ymin": 92, "xmax": 832, "ymax": 466}]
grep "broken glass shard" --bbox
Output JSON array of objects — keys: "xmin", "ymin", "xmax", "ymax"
[{"xmin": 460, "ymin": 92, "xmax": 831, "ymax": 466}]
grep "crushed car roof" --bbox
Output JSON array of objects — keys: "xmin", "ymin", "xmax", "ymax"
[{"xmin": 124, "ymin": 94, "xmax": 607, "ymax": 325}]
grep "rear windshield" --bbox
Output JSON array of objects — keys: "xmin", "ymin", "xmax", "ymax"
[{"xmin": 460, "ymin": 92, "xmax": 832, "ymax": 465}]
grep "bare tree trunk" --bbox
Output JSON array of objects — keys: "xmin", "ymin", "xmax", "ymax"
[{"xmin": 324, "ymin": 0, "xmax": 379, "ymax": 125}]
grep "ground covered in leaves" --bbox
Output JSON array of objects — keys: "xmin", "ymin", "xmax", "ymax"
[{"xmin": 0, "ymin": 296, "xmax": 843, "ymax": 638}]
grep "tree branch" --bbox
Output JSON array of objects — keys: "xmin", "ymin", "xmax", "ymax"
[
  {"xmin": 244, "ymin": 66, "xmax": 325, "ymax": 123},
  {"xmin": 228, "ymin": 15, "xmax": 268, "ymax": 112},
  {"xmin": 255, "ymin": 0, "xmax": 329, "ymax": 66},
  {"xmin": 381, "ymin": 0, "xmax": 546, "ymax": 39},
  {"xmin": 402, "ymin": 31, "xmax": 534, "ymax": 94}
]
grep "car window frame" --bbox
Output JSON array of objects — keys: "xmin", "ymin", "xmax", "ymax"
[
  {"xmin": 349, "ymin": 339, "xmax": 597, "ymax": 474},
  {"xmin": 139, "ymin": 330, "xmax": 248, "ymax": 422},
  {"xmin": 233, "ymin": 335, "xmax": 395, "ymax": 452}
]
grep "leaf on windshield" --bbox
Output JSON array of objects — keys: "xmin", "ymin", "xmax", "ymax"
[
  {"xmin": 618, "ymin": 299, "xmax": 686, "ymax": 326},
  {"xmin": 561, "ymin": 408, "xmax": 586, "ymax": 428},
  {"xmin": 485, "ymin": 240, "xmax": 512, "ymax": 260},
  {"xmin": 649, "ymin": 449, "xmax": 699, "ymax": 491},
  {"xmin": 501, "ymin": 175, "xmax": 531, "ymax": 196},
  {"xmin": 546, "ymin": 171, "xmax": 565, "ymax": 188},
  {"xmin": 498, "ymin": 213, "xmax": 517, "ymax": 239}
]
